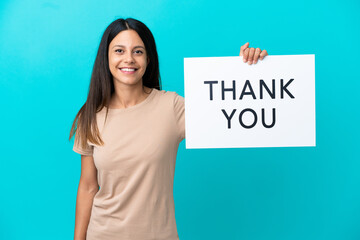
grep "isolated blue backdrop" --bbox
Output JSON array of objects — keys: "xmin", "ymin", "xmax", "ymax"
[{"xmin": 0, "ymin": 0, "xmax": 359, "ymax": 239}]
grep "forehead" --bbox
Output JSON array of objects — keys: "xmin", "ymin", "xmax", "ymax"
[{"xmin": 109, "ymin": 30, "xmax": 145, "ymax": 48}]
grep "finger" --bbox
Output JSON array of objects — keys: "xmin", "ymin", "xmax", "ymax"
[
  {"xmin": 247, "ymin": 48, "xmax": 255, "ymax": 65},
  {"xmin": 253, "ymin": 48, "xmax": 261, "ymax": 64},
  {"xmin": 243, "ymin": 48, "xmax": 249, "ymax": 62},
  {"xmin": 240, "ymin": 42, "xmax": 249, "ymax": 56},
  {"xmin": 259, "ymin": 49, "xmax": 268, "ymax": 60}
]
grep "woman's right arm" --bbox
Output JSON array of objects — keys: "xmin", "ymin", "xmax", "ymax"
[{"xmin": 74, "ymin": 155, "xmax": 99, "ymax": 240}]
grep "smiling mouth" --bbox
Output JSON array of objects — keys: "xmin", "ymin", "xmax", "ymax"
[{"xmin": 119, "ymin": 68, "xmax": 138, "ymax": 72}]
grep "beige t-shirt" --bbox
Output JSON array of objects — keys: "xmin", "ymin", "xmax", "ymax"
[{"xmin": 73, "ymin": 88, "xmax": 185, "ymax": 240}]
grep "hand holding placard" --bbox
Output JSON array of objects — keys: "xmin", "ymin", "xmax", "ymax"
[{"xmin": 239, "ymin": 42, "xmax": 268, "ymax": 65}]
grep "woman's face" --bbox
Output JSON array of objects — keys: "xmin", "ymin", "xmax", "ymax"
[{"xmin": 108, "ymin": 30, "xmax": 148, "ymax": 87}]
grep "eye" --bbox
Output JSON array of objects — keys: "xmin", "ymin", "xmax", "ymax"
[
  {"xmin": 134, "ymin": 50, "xmax": 144, "ymax": 54},
  {"xmin": 115, "ymin": 49, "xmax": 123, "ymax": 53}
]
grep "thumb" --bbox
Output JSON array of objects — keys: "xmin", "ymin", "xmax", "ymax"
[{"xmin": 240, "ymin": 42, "xmax": 250, "ymax": 56}]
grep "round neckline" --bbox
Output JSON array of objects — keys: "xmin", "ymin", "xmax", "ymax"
[{"xmin": 106, "ymin": 88, "xmax": 157, "ymax": 112}]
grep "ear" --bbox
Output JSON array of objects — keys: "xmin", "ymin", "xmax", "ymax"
[{"xmin": 147, "ymin": 57, "xmax": 150, "ymax": 64}]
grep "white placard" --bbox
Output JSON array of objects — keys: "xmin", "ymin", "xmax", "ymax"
[{"xmin": 184, "ymin": 55, "xmax": 315, "ymax": 149}]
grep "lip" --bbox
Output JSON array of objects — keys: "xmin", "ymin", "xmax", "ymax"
[{"xmin": 118, "ymin": 67, "xmax": 138, "ymax": 74}]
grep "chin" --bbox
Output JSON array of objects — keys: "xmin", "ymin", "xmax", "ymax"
[{"xmin": 115, "ymin": 79, "xmax": 143, "ymax": 86}]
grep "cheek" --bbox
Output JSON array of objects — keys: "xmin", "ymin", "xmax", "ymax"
[
  {"xmin": 108, "ymin": 57, "xmax": 119, "ymax": 72},
  {"xmin": 140, "ymin": 57, "xmax": 148, "ymax": 70}
]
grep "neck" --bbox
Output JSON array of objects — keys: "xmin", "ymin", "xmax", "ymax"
[{"xmin": 109, "ymin": 81, "xmax": 152, "ymax": 109}]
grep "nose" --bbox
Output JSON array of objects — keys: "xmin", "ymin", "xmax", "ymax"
[{"xmin": 123, "ymin": 51, "xmax": 135, "ymax": 63}]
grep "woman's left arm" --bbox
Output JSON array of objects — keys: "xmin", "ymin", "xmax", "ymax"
[{"xmin": 240, "ymin": 42, "xmax": 268, "ymax": 65}]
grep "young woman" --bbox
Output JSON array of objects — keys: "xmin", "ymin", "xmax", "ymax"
[{"xmin": 69, "ymin": 18, "xmax": 267, "ymax": 240}]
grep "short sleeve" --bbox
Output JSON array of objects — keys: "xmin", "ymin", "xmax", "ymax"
[
  {"xmin": 72, "ymin": 131, "xmax": 94, "ymax": 156},
  {"xmin": 173, "ymin": 93, "xmax": 185, "ymax": 141}
]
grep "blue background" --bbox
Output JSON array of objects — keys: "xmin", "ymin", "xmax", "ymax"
[{"xmin": 0, "ymin": 0, "xmax": 359, "ymax": 239}]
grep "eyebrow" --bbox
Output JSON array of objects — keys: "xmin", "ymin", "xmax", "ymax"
[{"xmin": 112, "ymin": 45, "xmax": 145, "ymax": 49}]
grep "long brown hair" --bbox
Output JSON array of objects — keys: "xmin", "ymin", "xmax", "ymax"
[{"xmin": 69, "ymin": 18, "xmax": 161, "ymax": 149}]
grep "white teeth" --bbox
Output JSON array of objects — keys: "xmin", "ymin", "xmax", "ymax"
[{"xmin": 120, "ymin": 68, "xmax": 136, "ymax": 72}]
